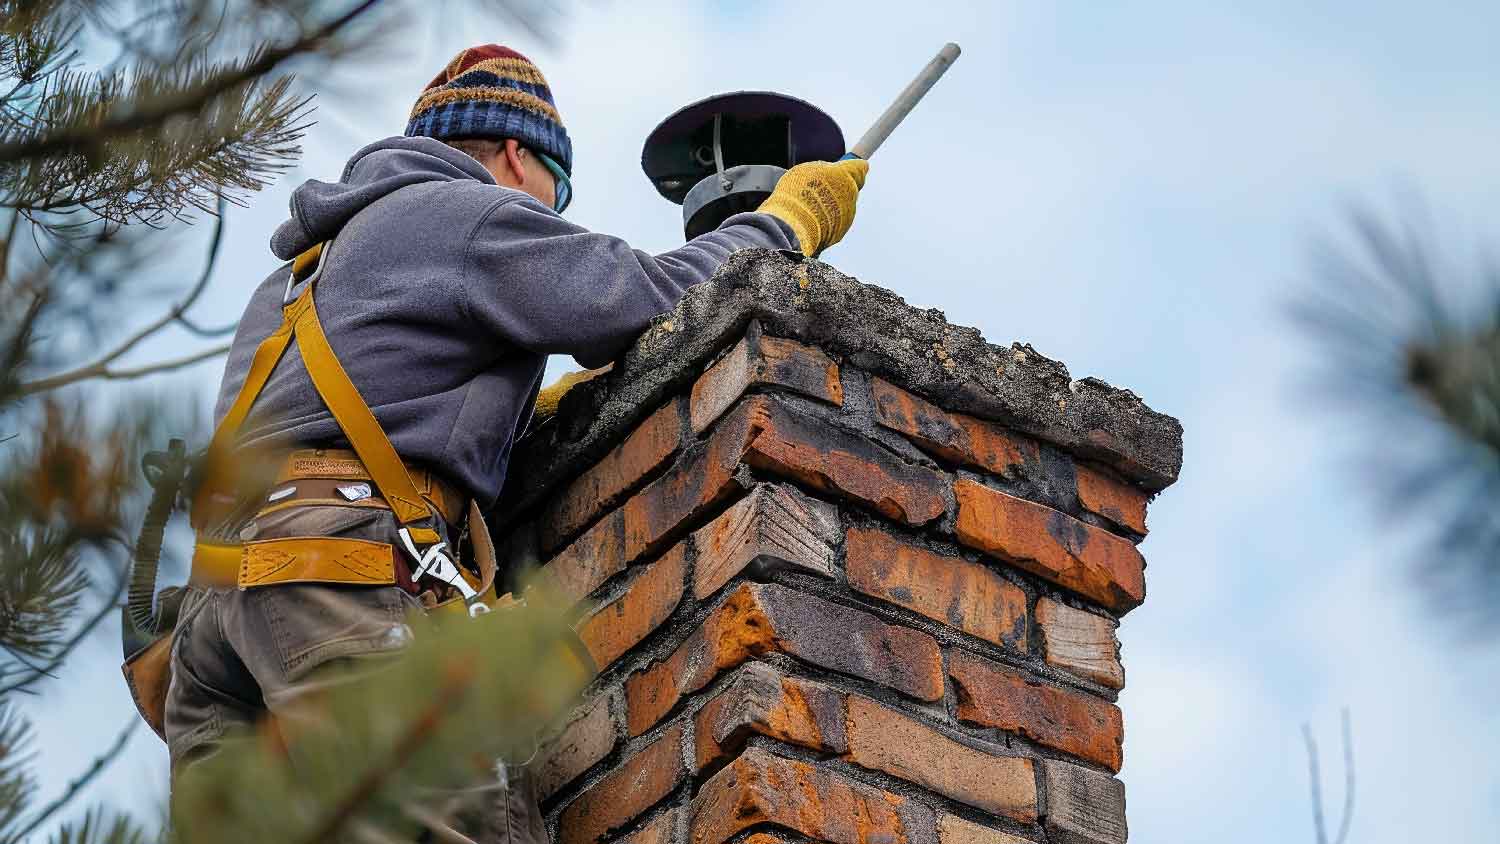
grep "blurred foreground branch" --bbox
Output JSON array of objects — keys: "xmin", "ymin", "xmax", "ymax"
[
  {"xmin": 1296, "ymin": 204, "xmax": 1500, "ymax": 633},
  {"xmin": 170, "ymin": 588, "xmax": 589, "ymax": 844}
]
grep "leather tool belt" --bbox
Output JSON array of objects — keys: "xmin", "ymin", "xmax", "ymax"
[{"xmin": 189, "ymin": 448, "xmax": 474, "ymax": 593}]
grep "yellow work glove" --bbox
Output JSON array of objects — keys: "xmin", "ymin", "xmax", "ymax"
[
  {"xmin": 756, "ymin": 158, "xmax": 870, "ymax": 257},
  {"xmin": 532, "ymin": 365, "xmax": 611, "ymax": 423}
]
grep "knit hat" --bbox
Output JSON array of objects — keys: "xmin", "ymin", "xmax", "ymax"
[{"xmin": 405, "ymin": 45, "xmax": 573, "ymax": 175}]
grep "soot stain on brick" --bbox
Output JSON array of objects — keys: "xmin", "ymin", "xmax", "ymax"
[
  {"xmin": 1044, "ymin": 509, "xmax": 1090, "ymax": 558},
  {"xmin": 945, "ymin": 592, "xmax": 966, "ymax": 629}
]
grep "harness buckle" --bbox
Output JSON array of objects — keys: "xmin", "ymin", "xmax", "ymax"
[{"xmin": 397, "ymin": 526, "xmax": 491, "ymax": 618}]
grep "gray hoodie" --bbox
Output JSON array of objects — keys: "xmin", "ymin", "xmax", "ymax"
[{"xmin": 213, "ymin": 136, "xmax": 796, "ymax": 508}]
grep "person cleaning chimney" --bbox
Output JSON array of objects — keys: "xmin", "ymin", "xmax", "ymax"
[{"xmin": 157, "ymin": 44, "xmax": 868, "ymax": 842}]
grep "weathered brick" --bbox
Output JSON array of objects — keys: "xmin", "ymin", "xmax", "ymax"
[
  {"xmin": 953, "ymin": 479, "xmax": 1145, "ymax": 614},
  {"xmin": 1074, "ymin": 464, "xmax": 1148, "ymax": 535},
  {"xmin": 542, "ymin": 509, "xmax": 627, "ymax": 602},
  {"xmin": 615, "ymin": 809, "xmax": 677, "ymax": 844},
  {"xmin": 578, "ymin": 542, "xmax": 688, "ymax": 669},
  {"xmin": 948, "ymin": 651, "xmax": 1123, "ymax": 773},
  {"xmin": 1041, "ymin": 760, "xmax": 1126, "ymax": 844},
  {"xmin": 693, "ymin": 663, "xmax": 847, "ymax": 770},
  {"xmin": 846, "ymin": 526, "xmax": 1026, "ymax": 651},
  {"xmin": 541, "ymin": 399, "xmax": 686, "ymax": 553},
  {"xmin": 691, "ymin": 327, "xmax": 844, "ymax": 433},
  {"xmin": 618, "ymin": 398, "xmax": 769, "ymax": 565},
  {"xmin": 626, "ymin": 583, "xmax": 942, "ymax": 735},
  {"xmin": 557, "ymin": 723, "xmax": 686, "ymax": 844},
  {"xmin": 843, "ymin": 697, "xmax": 1037, "ymax": 822},
  {"xmin": 744, "ymin": 398, "xmax": 947, "ymax": 526},
  {"xmin": 537, "ymin": 690, "xmax": 621, "ymax": 799},
  {"xmin": 691, "ymin": 484, "xmax": 839, "ymax": 599},
  {"xmin": 690, "ymin": 747, "xmax": 936, "ymax": 844},
  {"xmin": 1035, "ymin": 598, "xmax": 1123, "ymax": 690},
  {"xmin": 938, "ymin": 813, "xmax": 1036, "ymax": 844},
  {"xmin": 871, "ymin": 377, "xmax": 1040, "ymax": 478},
  {"xmin": 625, "ymin": 585, "xmax": 777, "ymax": 736}
]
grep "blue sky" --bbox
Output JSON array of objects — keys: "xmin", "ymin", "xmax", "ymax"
[{"xmin": 24, "ymin": 2, "xmax": 1500, "ymax": 841}]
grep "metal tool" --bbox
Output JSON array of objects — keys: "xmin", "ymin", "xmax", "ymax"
[
  {"xmin": 397, "ymin": 527, "xmax": 490, "ymax": 617},
  {"xmin": 843, "ymin": 42, "xmax": 961, "ymax": 161}
]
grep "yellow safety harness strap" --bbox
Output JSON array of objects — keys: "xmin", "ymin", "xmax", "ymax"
[
  {"xmin": 191, "ymin": 244, "xmax": 324, "ymax": 529},
  {"xmin": 285, "ymin": 284, "xmax": 433, "ymax": 531},
  {"xmin": 192, "ymin": 319, "xmax": 295, "ymax": 530},
  {"xmin": 194, "ymin": 239, "xmax": 439, "ymax": 541}
]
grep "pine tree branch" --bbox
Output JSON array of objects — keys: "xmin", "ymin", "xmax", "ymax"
[
  {"xmin": 0, "ymin": 574, "xmax": 124, "ymax": 697},
  {"xmin": 0, "ymin": 0, "xmax": 386, "ymax": 166},
  {"xmin": 12, "ymin": 719, "xmax": 139, "ymax": 842},
  {"xmin": 17, "ymin": 197, "xmax": 231, "ymax": 396},
  {"xmin": 19, "ymin": 343, "xmax": 230, "ymax": 395},
  {"xmin": 175, "ymin": 316, "xmax": 238, "ymax": 338}
]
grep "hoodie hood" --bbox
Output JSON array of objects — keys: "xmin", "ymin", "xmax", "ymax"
[{"xmin": 270, "ymin": 136, "xmax": 496, "ymax": 260}]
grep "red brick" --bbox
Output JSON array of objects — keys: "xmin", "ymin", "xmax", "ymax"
[
  {"xmin": 871, "ymin": 377, "xmax": 1039, "ymax": 478},
  {"xmin": 743, "ymin": 399, "xmax": 947, "ymax": 526},
  {"xmin": 690, "ymin": 329, "xmax": 843, "ymax": 433},
  {"xmin": 1075, "ymin": 464, "xmax": 1148, "ymax": 535},
  {"xmin": 843, "ymin": 697, "xmax": 1038, "ymax": 822},
  {"xmin": 619, "ymin": 397, "xmax": 769, "ymax": 564},
  {"xmin": 615, "ymin": 810, "xmax": 678, "ymax": 844},
  {"xmin": 1035, "ymin": 598, "xmax": 1123, "ymax": 690},
  {"xmin": 578, "ymin": 542, "xmax": 688, "ymax": 670},
  {"xmin": 542, "ymin": 509, "xmax": 627, "ymax": 602},
  {"xmin": 954, "ymin": 479, "xmax": 1145, "ymax": 614},
  {"xmin": 625, "ymin": 583, "xmax": 943, "ymax": 735},
  {"xmin": 948, "ymin": 651, "xmax": 1123, "ymax": 773},
  {"xmin": 558, "ymin": 723, "xmax": 686, "ymax": 844},
  {"xmin": 938, "ymin": 814, "xmax": 1036, "ymax": 844},
  {"xmin": 690, "ymin": 747, "xmax": 936, "ymax": 844},
  {"xmin": 541, "ymin": 399, "xmax": 685, "ymax": 553},
  {"xmin": 691, "ymin": 484, "xmax": 838, "ymax": 599},
  {"xmin": 537, "ymin": 690, "xmax": 621, "ymax": 799},
  {"xmin": 846, "ymin": 526, "xmax": 1026, "ymax": 651},
  {"xmin": 693, "ymin": 663, "xmax": 847, "ymax": 770},
  {"xmin": 625, "ymin": 585, "xmax": 778, "ymax": 736}
]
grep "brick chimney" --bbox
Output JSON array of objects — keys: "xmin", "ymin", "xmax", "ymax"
[{"xmin": 492, "ymin": 251, "xmax": 1183, "ymax": 844}]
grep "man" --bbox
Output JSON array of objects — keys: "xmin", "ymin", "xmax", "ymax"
[{"xmin": 164, "ymin": 44, "xmax": 867, "ymax": 841}]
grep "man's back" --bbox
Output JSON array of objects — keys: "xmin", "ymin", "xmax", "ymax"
[{"xmin": 214, "ymin": 136, "xmax": 796, "ymax": 506}]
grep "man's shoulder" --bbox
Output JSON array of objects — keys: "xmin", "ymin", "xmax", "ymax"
[{"xmin": 383, "ymin": 178, "xmax": 529, "ymax": 212}]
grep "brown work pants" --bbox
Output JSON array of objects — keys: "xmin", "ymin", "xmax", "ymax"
[{"xmin": 164, "ymin": 505, "xmax": 546, "ymax": 844}]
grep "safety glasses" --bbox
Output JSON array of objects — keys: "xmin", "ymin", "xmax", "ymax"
[{"xmin": 536, "ymin": 151, "xmax": 572, "ymax": 214}]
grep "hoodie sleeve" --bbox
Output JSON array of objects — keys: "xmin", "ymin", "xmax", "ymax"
[{"xmin": 462, "ymin": 195, "xmax": 797, "ymax": 369}]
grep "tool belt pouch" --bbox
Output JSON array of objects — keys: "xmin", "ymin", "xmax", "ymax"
[{"xmin": 122, "ymin": 634, "xmax": 174, "ymax": 741}]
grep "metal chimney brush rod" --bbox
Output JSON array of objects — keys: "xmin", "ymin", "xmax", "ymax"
[{"xmin": 847, "ymin": 42, "xmax": 962, "ymax": 160}]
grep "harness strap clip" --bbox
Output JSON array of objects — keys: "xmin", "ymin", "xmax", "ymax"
[{"xmin": 397, "ymin": 526, "xmax": 491, "ymax": 618}]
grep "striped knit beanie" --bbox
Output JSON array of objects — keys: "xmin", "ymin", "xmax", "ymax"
[{"xmin": 405, "ymin": 45, "xmax": 573, "ymax": 175}]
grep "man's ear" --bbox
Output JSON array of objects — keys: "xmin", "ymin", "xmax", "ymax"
[{"xmin": 500, "ymin": 139, "xmax": 528, "ymax": 186}]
